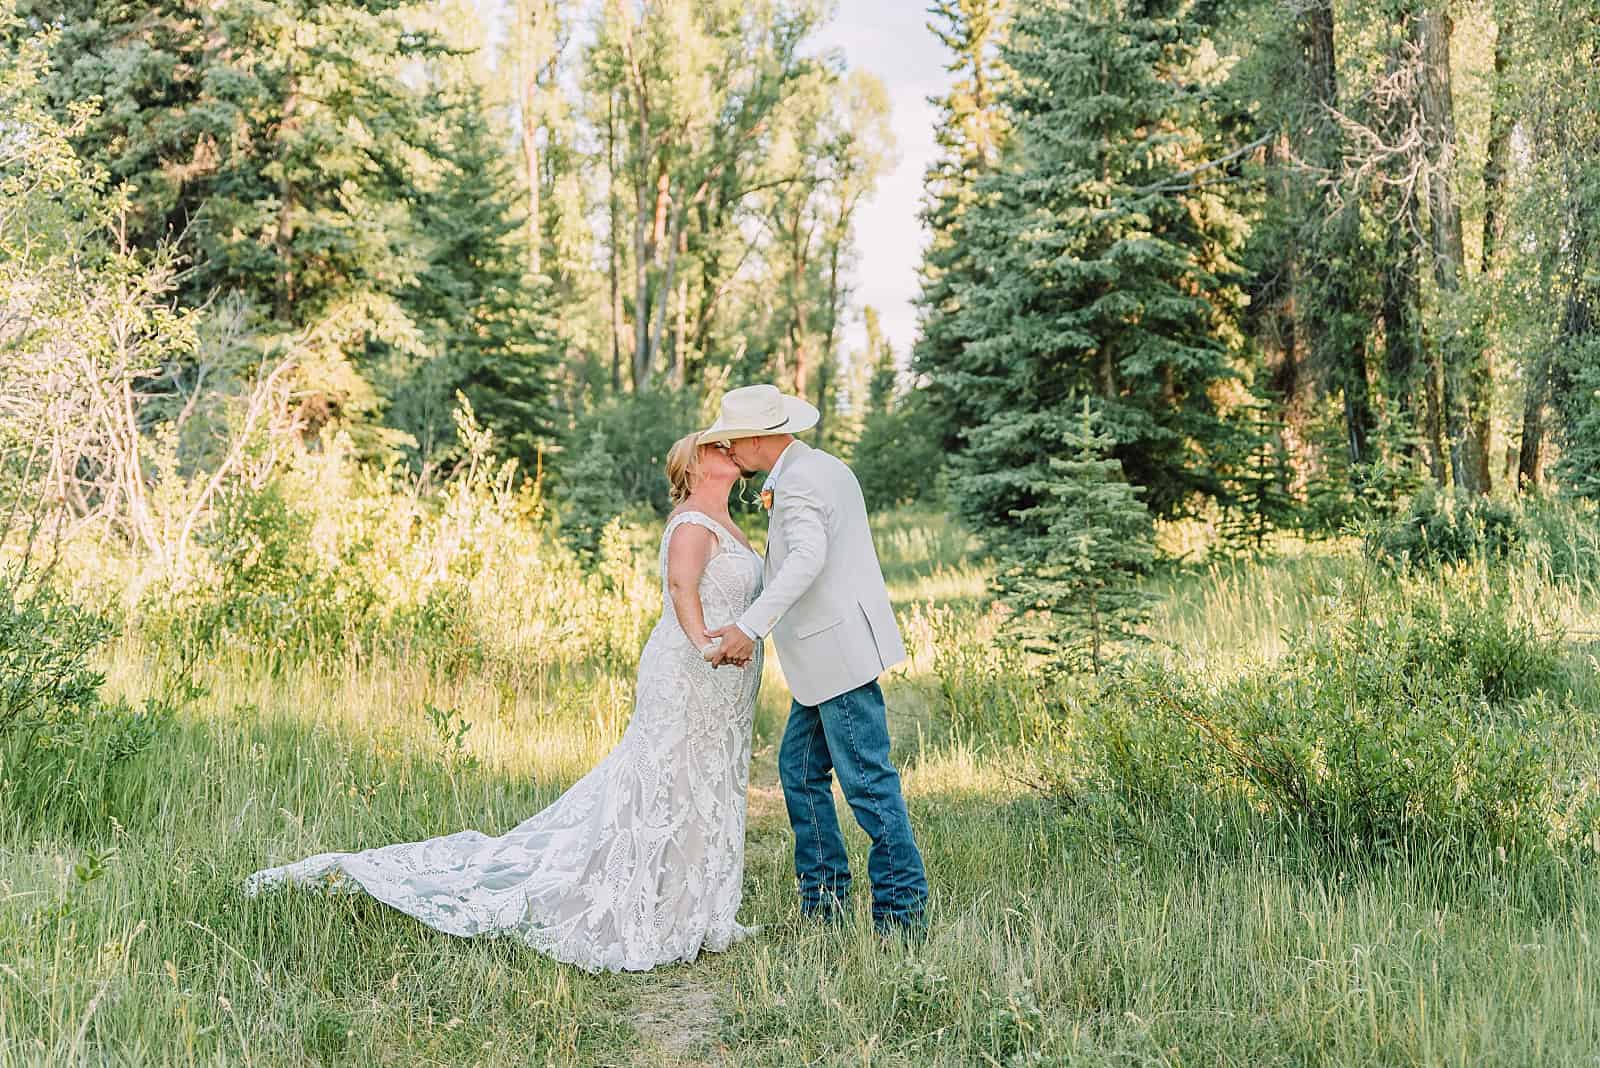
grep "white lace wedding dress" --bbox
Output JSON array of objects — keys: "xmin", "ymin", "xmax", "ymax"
[{"xmin": 242, "ymin": 510, "xmax": 765, "ymax": 973}]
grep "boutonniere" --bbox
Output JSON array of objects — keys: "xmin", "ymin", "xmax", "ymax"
[{"xmin": 759, "ymin": 488, "xmax": 774, "ymax": 511}]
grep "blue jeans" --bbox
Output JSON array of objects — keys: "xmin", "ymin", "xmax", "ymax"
[{"xmin": 778, "ymin": 679, "xmax": 928, "ymax": 928}]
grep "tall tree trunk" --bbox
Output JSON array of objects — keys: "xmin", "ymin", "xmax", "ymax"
[
  {"xmin": 671, "ymin": 225, "xmax": 688, "ymax": 387},
  {"xmin": 631, "ymin": 180, "xmax": 651, "ymax": 390},
  {"xmin": 274, "ymin": 28, "xmax": 300, "ymax": 322},
  {"xmin": 691, "ymin": 192, "xmax": 722, "ymax": 385},
  {"xmin": 817, "ymin": 233, "xmax": 845, "ymax": 440},
  {"xmin": 1302, "ymin": 0, "xmax": 1373, "ymax": 463},
  {"xmin": 607, "ymin": 93, "xmax": 624, "ymax": 393},
  {"xmin": 520, "ymin": 71, "xmax": 541, "ymax": 274},
  {"xmin": 521, "ymin": 91, "xmax": 541, "ymax": 276},
  {"xmin": 646, "ymin": 204, "xmax": 685, "ymax": 373},
  {"xmin": 1516, "ymin": 350, "xmax": 1551, "ymax": 489},
  {"xmin": 1479, "ymin": 7, "xmax": 1514, "ymax": 274},
  {"xmin": 1380, "ymin": 198, "xmax": 1423, "ymax": 420},
  {"xmin": 1465, "ymin": 1, "xmax": 1517, "ymax": 488},
  {"xmin": 1417, "ymin": 6, "xmax": 1489, "ymax": 492},
  {"xmin": 1375, "ymin": 20, "xmax": 1423, "ymax": 435},
  {"xmin": 1262, "ymin": 136, "xmax": 1310, "ymax": 429},
  {"xmin": 517, "ymin": 0, "xmax": 560, "ymax": 277},
  {"xmin": 786, "ymin": 208, "xmax": 810, "ymax": 396}
]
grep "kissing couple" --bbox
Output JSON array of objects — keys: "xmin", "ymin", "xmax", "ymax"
[{"xmin": 243, "ymin": 384, "xmax": 929, "ymax": 973}]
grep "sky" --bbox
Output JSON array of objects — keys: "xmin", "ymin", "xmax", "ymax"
[{"xmin": 812, "ymin": 3, "xmax": 954, "ymax": 368}]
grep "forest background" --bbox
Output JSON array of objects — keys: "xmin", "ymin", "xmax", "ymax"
[{"xmin": 5, "ymin": 0, "xmax": 1600, "ymax": 1063}]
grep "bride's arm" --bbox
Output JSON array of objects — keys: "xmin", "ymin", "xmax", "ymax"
[{"xmin": 666, "ymin": 523, "xmax": 717, "ymax": 648}]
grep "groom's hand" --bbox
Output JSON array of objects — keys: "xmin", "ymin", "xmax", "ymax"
[{"xmin": 705, "ymin": 625, "xmax": 755, "ymax": 668}]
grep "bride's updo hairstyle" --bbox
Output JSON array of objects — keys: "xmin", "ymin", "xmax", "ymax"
[{"xmin": 665, "ymin": 431, "xmax": 704, "ymax": 505}]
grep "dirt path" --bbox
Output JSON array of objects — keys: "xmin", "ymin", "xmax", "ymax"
[
  {"xmin": 620, "ymin": 736, "xmax": 785, "ymax": 1066},
  {"xmin": 625, "ymin": 971, "xmax": 725, "ymax": 1066}
]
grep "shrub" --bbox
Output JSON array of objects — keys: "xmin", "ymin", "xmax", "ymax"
[
  {"xmin": 1364, "ymin": 485, "xmax": 1526, "ymax": 570},
  {"xmin": 1071, "ymin": 576, "xmax": 1587, "ymax": 858},
  {"xmin": 852, "ymin": 391, "xmax": 945, "ymax": 510},
  {"xmin": 561, "ymin": 391, "xmax": 700, "ymax": 516},
  {"xmin": 555, "ymin": 428, "xmax": 629, "ymax": 558},
  {"xmin": 914, "ymin": 602, "xmax": 1047, "ymax": 744},
  {"xmin": 0, "ymin": 573, "xmax": 180, "ymax": 832},
  {"xmin": 1521, "ymin": 494, "xmax": 1600, "ymax": 586},
  {"xmin": 143, "ymin": 479, "xmax": 380, "ymax": 670},
  {"xmin": 980, "ymin": 399, "xmax": 1157, "ymax": 675}
]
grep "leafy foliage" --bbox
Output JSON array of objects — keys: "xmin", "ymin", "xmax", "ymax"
[
  {"xmin": 0, "ymin": 574, "xmax": 182, "ymax": 832},
  {"xmin": 852, "ymin": 388, "xmax": 945, "ymax": 511},
  {"xmin": 384, "ymin": 88, "xmax": 562, "ymax": 472},
  {"xmin": 556, "ymin": 429, "xmax": 630, "ymax": 559},
  {"xmin": 1554, "ymin": 344, "xmax": 1600, "ymax": 500},
  {"xmin": 148, "ymin": 480, "xmax": 382, "ymax": 670},
  {"xmin": 1216, "ymin": 403, "xmax": 1297, "ymax": 552},
  {"xmin": 560, "ymin": 391, "xmax": 703, "ymax": 516},
  {"xmin": 1365, "ymin": 485, "xmax": 1526, "ymax": 571},
  {"xmin": 1072, "ymin": 576, "xmax": 1586, "ymax": 857}
]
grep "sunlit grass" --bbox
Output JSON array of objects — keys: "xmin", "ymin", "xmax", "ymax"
[{"xmin": 5, "ymin": 506, "xmax": 1600, "ymax": 1065}]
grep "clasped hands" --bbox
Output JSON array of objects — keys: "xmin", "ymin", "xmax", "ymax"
[{"xmin": 700, "ymin": 624, "xmax": 755, "ymax": 668}]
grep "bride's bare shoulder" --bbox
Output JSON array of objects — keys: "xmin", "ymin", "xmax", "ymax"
[{"xmin": 665, "ymin": 509, "xmax": 715, "ymax": 540}]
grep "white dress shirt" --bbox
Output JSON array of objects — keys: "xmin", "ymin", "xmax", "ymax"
[{"xmin": 736, "ymin": 441, "xmax": 798, "ymax": 640}]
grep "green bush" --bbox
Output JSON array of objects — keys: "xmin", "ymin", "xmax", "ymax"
[
  {"xmin": 1521, "ymin": 494, "xmax": 1600, "ymax": 586},
  {"xmin": 916, "ymin": 602, "xmax": 1047, "ymax": 745},
  {"xmin": 555, "ymin": 428, "xmax": 629, "ymax": 558},
  {"xmin": 143, "ymin": 480, "xmax": 381, "ymax": 670},
  {"xmin": 1364, "ymin": 485, "xmax": 1526, "ymax": 570},
  {"xmin": 0, "ymin": 574, "xmax": 179, "ymax": 832},
  {"xmin": 852, "ymin": 392, "xmax": 945, "ymax": 510},
  {"xmin": 561, "ymin": 391, "xmax": 701, "ymax": 516},
  {"xmin": 1071, "ymin": 577, "xmax": 1586, "ymax": 857}
]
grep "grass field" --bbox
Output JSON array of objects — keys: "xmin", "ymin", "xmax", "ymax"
[{"xmin": 4, "ymin": 507, "xmax": 1600, "ymax": 1066}]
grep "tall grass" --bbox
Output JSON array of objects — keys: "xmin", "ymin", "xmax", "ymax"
[{"xmin": 4, "ymin": 501, "xmax": 1600, "ymax": 1065}]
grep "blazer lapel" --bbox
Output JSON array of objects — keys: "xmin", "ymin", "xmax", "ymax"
[{"xmin": 760, "ymin": 440, "xmax": 810, "ymax": 577}]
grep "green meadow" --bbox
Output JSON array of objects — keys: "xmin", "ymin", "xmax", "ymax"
[{"xmin": 5, "ymin": 507, "xmax": 1600, "ymax": 1066}]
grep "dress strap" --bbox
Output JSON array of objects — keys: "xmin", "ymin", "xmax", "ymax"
[{"xmin": 660, "ymin": 510, "xmax": 732, "ymax": 565}]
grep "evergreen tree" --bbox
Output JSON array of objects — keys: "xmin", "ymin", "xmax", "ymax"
[
  {"xmin": 936, "ymin": 0, "xmax": 1250, "ymax": 536},
  {"xmin": 385, "ymin": 88, "xmax": 561, "ymax": 473},
  {"xmin": 1218, "ymin": 403, "xmax": 1296, "ymax": 552},
  {"xmin": 989, "ymin": 398, "xmax": 1156, "ymax": 674},
  {"xmin": 851, "ymin": 307, "xmax": 943, "ymax": 509},
  {"xmin": 864, "ymin": 306, "xmax": 900, "ymax": 417},
  {"xmin": 913, "ymin": 0, "xmax": 1012, "ymax": 454},
  {"xmin": 26, "ymin": 0, "xmax": 456, "ymax": 448},
  {"xmin": 557, "ymin": 429, "xmax": 627, "ymax": 558}
]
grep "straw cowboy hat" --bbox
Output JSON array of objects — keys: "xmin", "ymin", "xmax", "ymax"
[{"xmin": 697, "ymin": 384, "xmax": 819, "ymax": 444}]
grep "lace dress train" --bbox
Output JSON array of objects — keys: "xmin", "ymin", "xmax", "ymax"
[{"xmin": 242, "ymin": 511, "xmax": 765, "ymax": 973}]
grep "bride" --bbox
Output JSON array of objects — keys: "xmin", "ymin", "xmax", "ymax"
[{"xmin": 242, "ymin": 433, "xmax": 765, "ymax": 973}]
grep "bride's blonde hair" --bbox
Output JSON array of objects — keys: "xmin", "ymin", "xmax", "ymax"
[{"xmin": 665, "ymin": 432, "xmax": 704, "ymax": 505}]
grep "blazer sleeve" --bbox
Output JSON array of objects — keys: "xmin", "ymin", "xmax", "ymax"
[{"xmin": 736, "ymin": 467, "xmax": 830, "ymax": 639}]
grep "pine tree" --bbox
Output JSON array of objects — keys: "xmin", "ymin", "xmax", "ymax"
[
  {"xmin": 864, "ymin": 306, "xmax": 900, "ymax": 417},
  {"xmin": 387, "ymin": 88, "xmax": 561, "ymax": 473},
  {"xmin": 935, "ymin": 0, "xmax": 1249, "ymax": 532},
  {"xmin": 557, "ymin": 429, "xmax": 627, "ymax": 558},
  {"xmin": 851, "ymin": 307, "xmax": 943, "ymax": 509},
  {"xmin": 988, "ymin": 398, "xmax": 1156, "ymax": 674},
  {"xmin": 28, "ymin": 0, "xmax": 457, "ymax": 449},
  {"xmin": 1218, "ymin": 403, "xmax": 1297, "ymax": 552},
  {"xmin": 913, "ymin": 0, "xmax": 1012, "ymax": 455}
]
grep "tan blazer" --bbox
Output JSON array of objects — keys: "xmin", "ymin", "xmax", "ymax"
[{"xmin": 736, "ymin": 441, "xmax": 907, "ymax": 706}]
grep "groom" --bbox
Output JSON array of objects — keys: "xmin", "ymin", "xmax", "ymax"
[{"xmin": 700, "ymin": 384, "xmax": 929, "ymax": 935}]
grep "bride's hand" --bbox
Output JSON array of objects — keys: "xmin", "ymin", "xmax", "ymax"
[{"xmin": 697, "ymin": 635, "xmax": 722, "ymax": 660}]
